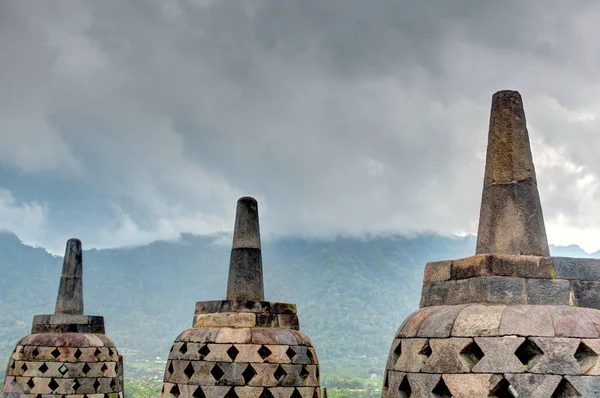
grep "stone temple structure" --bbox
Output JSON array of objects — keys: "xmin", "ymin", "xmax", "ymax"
[
  {"xmin": 161, "ymin": 197, "xmax": 320, "ymax": 398},
  {"xmin": 2, "ymin": 238, "xmax": 124, "ymax": 397},
  {"xmin": 382, "ymin": 91, "xmax": 600, "ymax": 397}
]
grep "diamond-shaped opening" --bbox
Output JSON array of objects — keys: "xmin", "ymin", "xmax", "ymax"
[
  {"xmin": 291, "ymin": 388, "xmax": 302, "ymax": 398},
  {"xmin": 242, "ymin": 364, "xmax": 257, "ymax": 384},
  {"xmin": 21, "ymin": 363, "xmax": 28, "ymax": 372},
  {"xmin": 94, "ymin": 348, "xmax": 102, "ymax": 359},
  {"xmin": 49, "ymin": 378, "xmax": 59, "ymax": 392},
  {"xmin": 286, "ymin": 347, "xmax": 297, "ymax": 361},
  {"xmin": 38, "ymin": 363, "xmax": 48, "ymax": 374},
  {"xmin": 383, "ymin": 373, "xmax": 389, "ymax": 388},
  {"xmin": 259, "ymin": 388, "xmax": 274, "ymax": 398},
  {"xmin": 211, "ymin": 364, "xmax": 225, "ymax": 381},
  {"xmin": 101, "ymin": 363, "xmax": 109, "ymax": 375},
  {"xmin": 108, "ymin": 348, "xmax": 115, "ymax": 358},
  {"xmin": 32, "ymin": 348, "xmax": 39, "ymax": 358},
  {"xmin": 51, "ymin": 348, "xmax": 61, "ymax": 359},
  {"xmin": 432, "ymin": 377, "xmax": 452, "ymax": 398},
  {"xmin": 258, "ymin": 345, "xmax": 272, "ymax": 359},
  {"xmin": 393, "ymin": 340, "xmax": 402, "ymax": 357},
  {"xmin": 224, "ymin": 387, "xmax": 239, "ymax": 398},
  {"xmin": 419, "ymin": 341, "xmax": 432, "ymax": 358},
  {"xmin": 300, "ymin": 366, "xmax": 310, "ymax": 380},
  {"xmin": 74, "ymin": 348, "xmax": 82, "ymax": 359},
  {"xmin": 460, "ymin": 341, "xmax": 484, "ymax": 369},
  {"xmin": 227, "ymin": 345, "xmax": 240, "ymax": 361},
  {"xmin": 167, "ymin": 362, "xmax": 174, "ymax": 375},
  {"xmin": 552, "ymin": 378, "xmax": 581, "ymax": 398},
  {"xmin": 490, "ymin": 378, "xmax": 518, "ymax": 398},
  {"xmin": 170, "ymin": 384, "xmax": 181, "ymax": 397},
  {"xmin": 83, "ymin": 363, "xmax": 91, "ymax": 375},
  {"xmin": 73, "ymin": 379, "xmax": 81, "ymax": 391},
  {"xmin": 575, "ymin": 342, "xmax": 598, "ymax": 373},
  {"xmin": 274, "ymin": 365, "xmax": 287, "ymax": 381},
  {"xmin": 184, "ymin": 362, "xmax": 195, "ymax": 379},
  {"xmin": 199, "ymin": 344, "xmax": 210, "ymax": 358},
  {"xmin": 307, "ymin": 349, "xmax": 315, "ymax": 363},
  {"xmin": 193, "ymin": 386, "xmax": 206, "ymax": 398},
  {"xmin": 398, "ymin": 375, "xmax": 411, "ymax": 398},
  {"xmin": 93, "ymin": 379, "xmax": 101, "ymax": 390},
  {"xmin": 313, "ymin": 389, "xmax": 320, "ymax": 398},
  {"xmin": 515, "ymin": 338, "xmax": 544, "ymax": 370},
  {"xmin": 26, "ymin": 378, "xmax": 35, "ymax": 389},
  {"xmin": 110, "ymin": 379, "xmax": 117, "ymax": 390},
  {"xmin": 179, "ymin": 343, "xmax": 188, "ymax": 355},
  {"xmin": 59, "ymin": 364, "xmax": 68, "ymax": 375}
]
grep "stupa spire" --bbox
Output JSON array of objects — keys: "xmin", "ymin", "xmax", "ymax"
[
  {"xmin": 226, "ymin": 196, "xmax": 264, "ymax": 300},
  {"xmin": 54, "ymin": 238, "xmax": 84, "ymax": 314},
  {"xmin": 476, "ymin": 90, "xmax": 550, "ymax": 256}
]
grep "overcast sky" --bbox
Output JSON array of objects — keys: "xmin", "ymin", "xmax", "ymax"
[{"xmin": 2, "ymin": 0, "xmax": 600, "ymax": 254}]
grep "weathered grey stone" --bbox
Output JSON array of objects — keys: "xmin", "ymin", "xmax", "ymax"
[
  {"xmin": 423, "ymin": 261, "xmax": 451, "ymax": 283},
  {"xmin": 529, "ymin": 337, "xmax": 580, "ymax": 374},
  {"xmin": 422, "ymin": 338, "xmax": 474, "ymax": 373},
  {"xmin": 504, "ymin": 374, "xmax": 562, "ymax": 398},
  {"xmin": 576, "ymin": 339, "xmax": 600, "ymax": 375},
  {"xmin": 472, "ymin": 336, "xmax": 525, "ymax": 373},
  {"xmin": 55, "ymin": 238, "xmax": 84, "ymax": 315},
  {"xmin": 553, "ymin": 257, "xmax": 600, "ymax": 280},
  {"xmin": 405, "ymin": 374, "xmax": 443, "ymax": 397},
  {"xmin": 442, "ymin": 374, "xmax": 503, "ymax": 398},
  {"xmin": 452, "ymin": 304, "xmax": 504, "ymax": 336},
  {"xmin": 527, "ymin": 279, "xmax": 571, "ymax": 305},
  {"xmin": 451, "ymin": 254, "xmax": 553, "ymax": 280},
  {"xmin": 582, "ymin": 308, "xmax": 600, "ymax": 334},
  {"xmin": 396, "ymin": 307, "xmax": 440, "ymax": 338},
  {"xmin": 573, "ymin": 281, "xmax": 600, "ymax": 309},
  {"xmin": 499, "ymin": 305, "xmax": 554, "ymax": 336},
  {"xmin": 193, "ymin": 313, "xmax": 257, "ymax": 328},
  {"xmin": 227, "ymin": 197, "xmax": 264, "ymax": 301},
  {"xmin": 471, "ymin": 276, "xmax": 527, "ymax": 305},
  {"xmin": 565, "ymin": 376, "xmax": 600, "ymax": 396},
  {"xmin": 416, "ymin": 304, "xmax": 467, "ymax": 338},
  {"xmin": 547, "ymin": 305, "xmax": 598, "ymax": 338},
  {"xmin": 476, "ymin": 90, "xmax": 549, "ymax": 257},
  {"xmin": 394, "ymin": 339, "xmax": 431, "ymax": 372}
]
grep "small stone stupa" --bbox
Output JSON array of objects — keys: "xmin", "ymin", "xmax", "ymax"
[
  {"xmin": 161, "ymin": 197, "xmax": 320, "ymax": 398},
  {"xmin": 2, "ymin": 239, "xmax": 124, "ymax": 397},
  {"xmin": 383, "ymin": 91, "xmax": 600, "ymax": 397}
]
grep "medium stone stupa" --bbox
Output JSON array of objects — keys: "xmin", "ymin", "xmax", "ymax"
[
  {"xmin": 2, "ymin": 239, "xmax": 124, "ymax": 397},
  {"xmin": 382, "ymin": 91, "xmax": 600, "ymax": 397},
  {"xmin": 161, "ymin": 197, "xmax": 320, "ymax": 398}
]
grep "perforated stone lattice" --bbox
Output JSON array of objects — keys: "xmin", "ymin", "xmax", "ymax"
[
  {"xmin": 3, "ymin": 333, "xmax": 123, "ymax": 397},
  {"xmin": 161, "ymin": 327, "xmax": 320, "ymax": 398}
]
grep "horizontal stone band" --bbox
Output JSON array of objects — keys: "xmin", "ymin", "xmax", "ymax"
[
  {"xmin": 195, "ymin": 300, "xmax": 297, "ymax": 315},
  {"xmin": 33, "ymin": 314, "xmax": 104, "ymax": 326},
  {"xmin": 193, "ymin": 313, "xmax": 299, "ymax": 330}
]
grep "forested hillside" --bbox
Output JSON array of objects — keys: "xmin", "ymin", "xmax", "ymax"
[{"xmin": 0, "ymin": 231, "xmax": 593, "ymax": 379}]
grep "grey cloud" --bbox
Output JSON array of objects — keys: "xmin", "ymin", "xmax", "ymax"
[{"xmin": 2, "ymin": 0, "xmax": 600, "ymax": 251}]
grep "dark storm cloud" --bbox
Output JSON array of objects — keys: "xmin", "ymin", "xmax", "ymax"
[{"xmin": 1, "ymin": 0, "xmax": 600, "ymax": 252}]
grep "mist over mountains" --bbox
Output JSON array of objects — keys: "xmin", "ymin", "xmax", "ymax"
[{"xmin": 0, "ymin": 231, "xmax": 594, "ymax": 378}]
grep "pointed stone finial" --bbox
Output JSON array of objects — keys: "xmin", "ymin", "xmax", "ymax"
[
  {"xmin": 476, "ymin": 90, "xmax": 550, "ymax": 256},
  {"xmin": 54, "ymin": 238, "xmax": 84, "ymax": 315},
  {"xmin": 226, "ymin": 196, "xmax": 264, "ymax": 301}
]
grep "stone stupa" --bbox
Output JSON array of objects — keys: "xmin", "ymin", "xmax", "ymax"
[
  {"xmin": 3, "ymin": 238, "xmax": 124, "ymax": 397},
  {"xmin": 161, "ymin": 196, "xmax": 320, "ymax": 398},
  {"xmin": 382, "ymin": 91, "xmax": 600, "ymax": 397}
]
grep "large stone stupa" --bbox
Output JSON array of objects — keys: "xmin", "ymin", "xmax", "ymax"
[
  {"xmin": 161, "ymin": 197, "xmax": 320, "ymax": 398},
  {"xmin": 382, "ymin": 91, "xmax": 600, "ymax": 397},
  {"xmin": 2, "ymin": 239, "xmax": 124, "ymax": 397}
]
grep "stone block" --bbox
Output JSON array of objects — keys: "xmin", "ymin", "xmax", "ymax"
[
  {"xmin": 527, "ymin": 278, "xmax": 570, "ymax": 305},
  {"xmin": 422, "ymin": 338, "xmax": 474, "ymax": 373},
  {"xmin": 442, "ymin": 374, "xmax": 503, "ymax": 398},
  {"xmin": 472, "ymin": 336, "xmax": 525, "ymax": 373},
  {"xmin": 577, "ymin": 339, "xmax": 600, "ymax": 375},
  {"xmin": 573, "ymin": 281, "xmax": 600, "ymax": 309},
  {"xmin": 394, "ymin": 339, "xmax": 430, "ymax": 372},
  {"xmin": 529, "ymin": 337, "xmax": 580, "ymax": 374},
  {"xmin": 277, "ymin": 314, "xmax": 300, "ymax": 330},
  {"xmin": 452, "ymin": 304, "xmax": 504, "ymax": 336},
  {"xmin": 582, "ymin": 308, "xmax": 600, "ymax": 334},
  {"xmin": 406, "ymin": 373, "xmax": 443, "ymax": 397},
  {"xmin": 499, "ymin": 305, "xmax": 554, "ymax": 336},
  {"xmin": 177, "ymin": 328, "xmax": 220, "ymax": 343},
  {"xmin": 396, "ymin": 307, "xmax": 440, "ymax": 338},
  {"xmin": 553, "ymin": 257, "xmax": 600, "ymax": 280},
  {"xmin": 423, "ymin": 261, "xmax": 451, "ymax": 283},
  {"xmin": 216, "ymin": 328, "xmax": 252, "ymax": 344},
  {"xmin": 547, "ymin": 305, "xmax": 598, "ymax": 338},
  {"xmin": 250, "ymin": 329, "xmax": 280, "ymax": 345},
  {"xmin": 565, "ymin": 376, "xmax": 600, "ymax": 396},
  {"xmin": 451, "ymin": 254, "xmax": 553, "ymax": 280},
  {"xmin": 504, "ymin": 374, "xmax": 562, "ymax": 398},
  {"xmin": 194, "ymin": 313, "xmax": 256, "ymax": 328},
  {"xmin": 471, "ymin": 276, "xmax": 527, "ymax": 305},
  {"xmin": 417, "ymin": 305, "xmax": 467, "ymax": 338}
]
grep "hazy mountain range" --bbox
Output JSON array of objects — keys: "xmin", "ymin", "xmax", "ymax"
[{"xmin": 0, "ymin": 231, "xmax": 594, "ymax": 378}]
